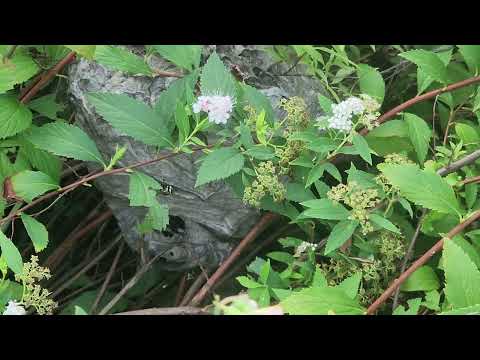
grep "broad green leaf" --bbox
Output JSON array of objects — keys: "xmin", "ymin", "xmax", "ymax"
[
  {"xmin": 404, "ymin": 113, "xmax": 431, "ymax": 165},
  {"xmin": 458, "ymin": 45, "xmax": 480, "ymax": 74},
  {"xmin": 455, "ymin": 123, "xmax": 480, "ymax": 145},
  {"xmin": 267, "ymin": 251, "xmax": 295, "ymax": 265},
  {"xmin": 306, "ymin": 163, "xmax": 326, "ymax": 187},
  {"xmin": 335, "ymin": 272, "xmax": 362, "ymax": 299},
  {"xmin": 239, "ymin": 123, "xmax": 254, "ymax": 149},
  {"xmin": 128, "ymin": 172, "xmax": 161, "ymax": 207},
  {"xmin": 357, "ymin": 64, "xmax": 385, "ymax": 103},
  {"xmin": 400, "ymin": 266, "xmax": 440, "ymax": 292},
  {"xmin": 74, "ymin": 306, "xmax": 89, "ymax": 315},
  {"xmin": 285, "ymin": 183, "xmax": 315, "ymax": 203},
  {"xmin": 10, "ymin": 170, "xmax": 59, "ymax": 202},
  {"xmin": 27, "ymin": 94, "xmax": 65, "ymax": 121},
  {"xmin": 443, "ymin": 238, "xmax": 480, "ymax": 308},
  {"xmin": 236, "ymin": 276, "xmax": 262, "ymax": 289},
  {"xmin": 423, "ymin": 290, "xmax": 441, "ymax": 311},
  {"xmin": 0, "ymin": 96, "xmax": 32, "ymax": 139},
  {"xmin": 352, "ymin": 133, "xmax": 372, "ymax": 165},
  {"xmin": 369, "ymin": 214, "xmax": 401, "ymax": 234},
  {"xmin": 451, "ymin": 235, "xmax": 480, "ymax": 270},
  {"xmin": 175, "ymin": 101, "xmax": 189, "ymax": 142},
  {"xmin": 139, "ymin": 201, "xmax": 169, "ymax": 232},
  {"xmin": 244, "ymin": 145, "xmax": 275, "ymax": 160},
  {"xmin": 399, "ymin": 49, "xmax": 448, "ymax": 84},
  {"xmin": 473, "ymin": 89, "xmax": 480, "ymax": 113},
  {"xmin": 281, "ymin": 286, "xmax": 365, "ymax": 315},
  {"xmin": 393, "ymin": 298, "xmax": 422, "ymax": 315},
  {"xmin": 152, "ymin": 45, "xmax": 202, "ymax": 71},
  {"xmin": 20, "ymin": 213, "xmax": 49, "ymax": 253},
  {"xmin": 398, "ymin": 197, "xmax": 413, "ymax": 218},
  {"xmin": 255, "ymin": 110, "xmax": 267, "ymax": 145},
  {"xmin": 87, "ymin": 92, "xmax": 172, "ymax": 148},
  {"xmin": 94, "ymin": 45, "xmax": 152, "ymax": 76},
  {"xmin": 241, "ymin": 84, "xmax": 276, "ymax": 123},
  {"xmin": 317, "ymin": 93, "xmax": 333, "ymax": 114},
  {"xmin": 0, "ymin": 231, "xmax": 23, "ymax": 274},
  {"xmin": 299, "ymin": 199, "xmax": 350, "ymax": 220},
  {"xmin": 312, "ymin": 265, "xmax": 328, "ymax": 287},
  {"xmin": 440, "ymin": 304, "xmax": 480, "ymax": 315},
  {"xmin": 64, "ymin": 45, "xmax": 96, "ymax": 59},
  {"xmin": 200, "ymin": 52, "xmax": 236, "ymax": 98},
  {"xmin": 379, "ymin": 164, "xmax": 462, "ymax": 216},
  {"xmin": 324, "ymin": 163, "xmax": 342, "ymax": 182},
  {"xmin": 154, "ymin": 71, "xmax": 199, "ymax": 134},
  {"xmin": 416, "ymin": 49, "xmax": 452, "ymax": 94},
  {"xmin": 0, "ymin": 50, "xmax": 39, "ymax": 93},
  {"xmin": 0, "ymin": 62, "xmax": 16, "ymax": 93},
  {"xmin": 27, "ymin": 122, "xmax": 105, "ymax": 166},
  {"xmin": 325, "ymin": 220, "xmax": 359, "ymax": 255},
  {"xmin": 195, "ymin": 147, "xmax": 245, "ymax": 187}
]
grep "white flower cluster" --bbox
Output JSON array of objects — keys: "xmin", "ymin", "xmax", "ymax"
[
  {"xmin": 327, "ymin": 97, "xmax": 365, "ymax": 132},
  {"xmin": 2, "ymin": 301, "xmax": 26, "ymax": 315},
  {"xmin": 192, "ymin": 95, "xmax": 234, "ymax": 125},
  {"xmin": 294, "ymin": 241, "xmax": 318, "ymax": 258}
]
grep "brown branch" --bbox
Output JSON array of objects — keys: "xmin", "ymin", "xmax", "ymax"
[
  {"xmin": 174, "ymin": 273, "xmax": 189, "ymax": 307},
  {"xmin": 367, "ymin": 210, "xmax": 480, "ymax": 315},
  {"xmin": 189, "ymin": 212, "xmax": 279, "ymax": 307},
  {"xmin": 0, "ymin": 146, "xmax": 212, "ymax": 227},
  {"xmin": 437, "ymin": 149, "xmax": 480, "ymax": 176},
  {"xmin": 459, "ymin": 175, "xmax": 480, "ymax": 186},
  {"xmin": 113, "ymin": 307, "xmax": 208, "ymax": 315},
  {"xmin": 19, "ymin": 51, "xmax": 76, "ymax": 104},
  {"xmin": 179, "ymin": 269, "xmax": 211, "ymax": 306},
  {"xmin": 152, "ymin": 69, "xmax": 183, "ymax": 78}
]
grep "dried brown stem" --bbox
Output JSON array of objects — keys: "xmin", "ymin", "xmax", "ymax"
[
  {"xmin": 113, "ymin": 307, "xmax": 208, "ymax": 315},
  {"xmin": 179, "ymin": 269, "xmax": 211, "ymax": 306},
  {"xmin": 367, "ymin": 210, "xmax": 480, "ymax": 315}
]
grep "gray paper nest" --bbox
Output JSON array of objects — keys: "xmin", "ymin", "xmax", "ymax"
[{"xmin": 68, "ymin": 45, "xmax": 325, "ymax": 271}]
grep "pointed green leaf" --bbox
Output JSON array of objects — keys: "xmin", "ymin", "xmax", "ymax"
[
  {"xmin": 195, "ymin": 147, "xmax": 244, "ymax": 187},
  {"xmin": 152, "ymin": 45, "xmax": 202, "ymax": 71},
  {"xmin": 94, "ymin": 45, "xmax": 152, "ymax": 76},
  {"xmin": 399, "ymin": 49, "xmax": 448, "ymax": 84},
  {"xmin": 27, "ymin": 94, "xmax": 65, "ymax": 121},
  {"xmin": 458, "ymin": 45, "xmax": 480, "ymax": 74},
  {"xmin": 400, "ymin": 265, "xmax": 440, "ymax": 292},
  {"xmin": 357, "ymin": 64, "xmax": 385, "ymax": 103},
  {"xmin": 10, "ymin": 170, "xmax": 59, "ymax": 202},
  {"xmin": 299, "ymin": 199, "xmax": 350, "ymax": 220},
  {"xmin": 128, "ymin": 172, "xmax": 161, "ymax": 207},
  {"xmin": 64, "ymin": 45, "xmax": 96, "ymax": 59},
  {"xmin": 335, "ymin": 272, "xmax": 362, "ymax": 299},
  {"xmin": 325, "ymin": 220, "xmax": 359, "ymax": 255},
  {"xmin": 404, "ymin": 113, "xmax": 431, "ymax": 165},
  {"xmin": 352, "ymin": 133, "xmax": 372, "ymax": 165},
  {"xmin": 0, "ymin": 231, "xmax": 23, "ymax": 275},
  {"xmin": 200, "ymin": 52, "xmax": 236, "ymax": 98},
  {"xmin": 0, "ymin": 96, "xmax": 32, "ymax": 139},
  {"xmin": 20, "ymin": 213, "xmax": 49, "ymax": 253},
  {"xmin": 370, "ymin": 213, "xmax": 401, "ymax": 234},
  {"xmin": 26, "ymin": 122, "xmax": 105, "ymax": 166}
]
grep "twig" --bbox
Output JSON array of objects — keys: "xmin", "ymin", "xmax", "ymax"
[
  {"xmin": 189, "ymin": 212, "xmax": 279, "ymax": 307},
  {"xmin": 113, "ymin": 307, "xmax": 208, "ymax": 315},
  {"xmin": 2, "ymin": 45, "xmax": 18, "ymax": 63},
  {"xmin": 391, "ymin": 208, "xmax": 427, "ymax": 310},
  {"xmin": 174, "ymin": 273, "xmax": 188, "ymax": 307},
  {"xmin": 52, "ymin": 234, "xmax": 122, "ymax": 298},
  {"xmin": 459, "ymin": 175, "xmax": 480, "ymax": 186},
  {"xmin": 437, "ymin": 149, "xmax": 480, "ymax": 176},
  {"xmin": 367, "ymin": 210, "xmax": 480, "ymax": 315},
  {"xmin": 98, "ymin": 252, "xmax": 163, "ymax": 315},
  {"xmin": 179, "ymin": 269, "xmax": 212, "ymax": 306},
  {"xmin": 152, "ymin": 69, "xmax": 183, "ymax": 78},
  {"xmin": 91, "ymin": 241, "xmax": 125, "ymax": 314},
  {"xmin": 19, "ymin": 51, "xmax": 76, "ymax": 104}
]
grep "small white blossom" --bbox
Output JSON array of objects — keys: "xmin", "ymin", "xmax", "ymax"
[
  {"xmin": 294, "ymin": 241, "xmax": 318, "ymax": 258},
  {"xmin": 2, "ymin": 301, "xmax": 26, "ymax": 315},
  {"xmin": 325, "ymin": 96, "xmax": 365, "ymax": 132},
  {"xmin": 192, "ymin": 95, "xmax": 234, "ymax": 125}
]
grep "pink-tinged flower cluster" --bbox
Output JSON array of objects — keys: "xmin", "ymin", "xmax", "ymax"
[{"xmin": 192, "ymin": 95, "xmax": 234, "ymax": 125}]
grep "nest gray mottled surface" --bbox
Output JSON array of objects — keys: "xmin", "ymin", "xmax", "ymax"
[{"xmin": 68, "ymin": 45, "xmax": 325, "ymax": 271}]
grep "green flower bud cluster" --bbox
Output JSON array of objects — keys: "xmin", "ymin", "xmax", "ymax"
[
  {"xmin": 279, "ymin": 97, "xmax": 309, "ymax": 133},
  {"xmin": 375, "ymin": 153, "xmax": 414, "ymax": 193},
  {"xmin": 243, "ymin": 161, "xmax": 286, "ymax": 207},
  {"xmin": 15, "ymin": 255, "xmax": 57, "ymax": 315},
  {"xmin": 275, "ymin": 139, "xmax": 304, "ymax": 172},
  {"xmin": 327, "ymin": 181, "xmax": 380, "ymax": 235}
]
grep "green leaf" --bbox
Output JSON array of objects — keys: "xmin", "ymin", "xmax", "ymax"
[
  {"xmin": 239, "ymin": 123, "xmax": 254, "ymax": 149},
  {"xmin": 473, "ymin": 89, "xmax": 480, "ymax": 113},
  {"xmin": 0, "ymin": 95, "xmax": 32, "ymax": 139},
  {"xmin": 74, "ymin": 306, "xmax": 89, "ymax": 315},
  {"xmin": 398, "ymin": 197, "xmax": 413, "ymax": 218},
  {"xmin": 64, "ymin": 45, "xmax": 96, "ymax": 59},
  {"xmin": 26, "ymin": 122, "xmax": 105, "ymax": 166},
  {"xmin": 128, "ymin": 172, "xmax": 161, "ymax": 207},
  {"xmin": 195, "ymin": 147, "xmax": 244, "ymax": 187},
  {"xmin": 352, "ymin": 133, "xmax": 372, "ymax": 165},
  {"xmin": 367, "ymin": 119, "xmax": 409, "ymax": 138},
  {"xmin": 200, "ymin": 52, "xmax": 236, "ymax": 98},
  {"xmin": 244, "ymin": 145, "xmax": 275, "ymax": 160},
  {"xmin": 400, "ymin": 266, "xmax": 440, "ymax": 292},
  {"xmin": 451, "ymin": 235, "xmax": 480, "ymax": 269},
  {"xmin": 324, "ymin": 163, "xmax": 342, "ymax": 182},
  {"xmin": 393, "ymin": 298, "xmax": 422, "ymax": 315},
  {"xmin": 10, "ymin": 170, "xmax": 59, "ymax": 202},
  {"xmin": 140, "ymin": 201, "xmax": 169, "ymax": 232},
  {"xmin": 458, "ymin": 45, "xmax": 480, "ymax": 74},
  {"xmin": 423, "ymin": 290, "xmax": 441, "ymax": 311},
  {"xmin": 27, "ymin": 94, "xmax": 65, "ymax": 121},
  {"xmin": 240, "ymin": 84, "xmax": 276, "ymax": 124},
  {"xmin": 443, "ymin": 238, "xmax": 480, "ymax": 308},
  {"xmin": 317, "ymin": 93, "xmax": 333, "ymax": 114},
  {"xmin": 20, "ymin": 213, "xmax": 49, "ymax": 253},
  {"xmin": 175, "ymin": 101, "xmax": 189, "ymax": 142},
  {"xmin": 0, "ymin": 50, "xmax": 39, "ymax": 94},
  {"xmin": 370, "ymin": 214, "xmax": 401, "ymax": 234},
  {"xmin": 236, "ymin": 276, "xmax": 262, "ymax": 289},
  {"xmin": 87, "ymin": 92, "xmax": 171, "ymax": 148},
  {"xmin": 399, "ymin": 49, "xmax": 448, "ymax": 84},
  {"xmin": 335, "ymin": 272, "xmax": 362, "ymax": 299},
  {"xmin": 0, "ymin": 231, "xmax": 23, "ymax": 274},
  {"xmin": 455, "ymin": 123, "xmax": 480, "ymax": 145},
  {"xmin": 325, "ymin": 220, "xmax": 359, "ymax": 255},
  {"xmin": 440, "ymin": 303, "xmax": 480, "ymax": 315},
  {"xmin": 306, "ymin": 163, "xmax": 326, "ymax": 187},
  {"xmin": 299, "ymin": 199, "xmax": 350, "ymax": 220},
  {"xmin": 357, "ymin": 64, "xmax": 385, "ymax": 103},
  {"xmin": 152, "ymin": 45, "xmax": 202, "ymax": 71},
  {"xmin": 0, "ymin": 62, "xmax": 16, "ymax": 94},
  {"xmin": 94, "ymin": 45, "xmax": 152, "ymax": 76},
  {"xmin": 404, "ymin": 113, "xmax": 431, "ymax": 165},
  {"xmin": 379, "ymin": 164, "xmax": 462, "ymax": 216},
  {"xmin": 281, "ymin": 286, "xmax": 365, "ymax": 315},
  {"xmin": 285, "ymin": 183, "xmax": 315, "ymax": 203}
]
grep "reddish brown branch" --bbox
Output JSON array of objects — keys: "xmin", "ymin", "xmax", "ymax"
[
  {"xmin": 20, "ymin": 51, "xmax": 77, "ymax": 104},
  {"xmin": 174, "ymin": 273, "xmax": 189, "ymax": 307},
  {"xmin": 459, "ymin": 175, "xmax": 480, "ymax": 186},
  {"xmin": 113, "ymin": 306, "xmax": 208, "ymax": 315},
  {"xmin": 367, "ymin": 210, "xmax": 480, "ymax": 315},
  {"xmin": 189, "ymin": 212, "xmax": 279, "ymax": 307}
]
